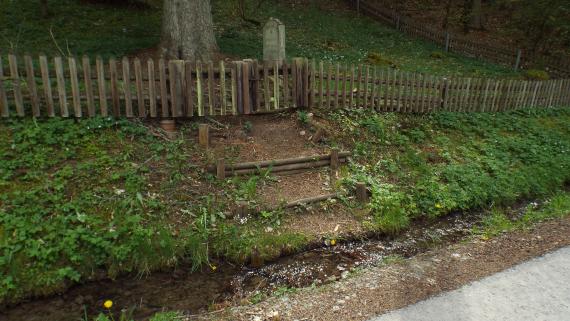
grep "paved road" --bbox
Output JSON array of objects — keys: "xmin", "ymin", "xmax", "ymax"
[{"xmin": 370, "ymin": 246, "xmax": 570, "ymax": 321}]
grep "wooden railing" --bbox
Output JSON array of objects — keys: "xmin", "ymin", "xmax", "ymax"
[
  {"xmin": 0, "ymin": 54, "xmax": 569, "ymax": 118},
  {"xmin": 349, "ymin": 0, "xmax": 570, "ymax": 78}
]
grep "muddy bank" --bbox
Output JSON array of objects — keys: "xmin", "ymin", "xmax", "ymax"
[
  {"xmin": 1, "ymin": 208, "xmax": 483, "ymax": 321},
  {"xmin": 227, "ymin": 216, "xmax": 570, "ymax": 321}
]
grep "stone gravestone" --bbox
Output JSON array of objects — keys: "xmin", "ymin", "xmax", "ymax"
[{"xmin": 263, "ymin": 18, "xmax": 286, "ymax": 65}]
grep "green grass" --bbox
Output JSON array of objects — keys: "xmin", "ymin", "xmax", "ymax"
[
  {"xmin": 474, "ymin": 191, "xmax": 570, "ymax": 238},
  {"xmin": 0, "ymin": 117, "xmax": 306, "ymax": 304},
  {"xmin": 1, "ymin": 0, "xmax": 518, "ymax": 77},
  {"xmin": 334, "ymin": 107, "xmax": 570, "ymax": 231}
]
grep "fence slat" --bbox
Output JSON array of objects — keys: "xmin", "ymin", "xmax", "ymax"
[
  {"xmin": 309, "ymin": 60, "xmax": 316, "ymax": 108},
  {"xmin": 134, "ymin": 58, "xmax": 145, "ymax": 117},
  {"xmin": 109, "ymin": 58, "xmax": 120, "ymax": 116},
  {"xmin": 9, "ymin": 54, "xmax": 24, "ymax": 116},
  {"xmin": 54, "ymin": 56, "xmax": 69, "ymax": 117},
  {"xmin": 482, "ymin": 79, "xmax": 491, "ymax": 112},
  {"xmin": 283, "ymin": 60, "xmax": 290, "ymax": 108},
  {"xmin": 184, "ymin": 61, "xmax": 194, "ymax": 117},
  {"xmin": 349, "ymin": 65, "xmax": 355, "ymax": 108},
  {"xmin": 273, "ymin": 61, "xmax": 280, "ymax": 110},
  {"xmin": 231, "ymin": 63, "xmax": 237, "ymax": 115},
  {"xmin": 364, "ymin": 65, "xmax": 370, "ymax": 108},
  {"xmin": 463, "ymin": 78, "xmax": 472, "ymax": 112},
  {"xmin": 253, "ymin": 61, "xmax": 261, "ymax": 112},
  {"xmin": 122, "ymin": 57, "xmax": 133, "ymax": 117},
  {"xmin": 327, "ymin": 63, "xmax": 333, "ymax": 108},
  {"xmin": 220, "ymin": 61, "xmax": 226, "ymax": 115},
  {"xmin": 396, "ymin": 70, "xmax": 403, "ymax": 112},
  {"xmin": 356, "ymin": 65, "xmax": 363, "ymax": 107},
  {"xmin": 371, "ymin": 66, "xmax": 377, "ymax": 110},
  {"xmin": 195, "ymin": 62, "xmax": 203, "ymax": 116},
  {"xmin": 263, "ymin": 63, "xmax": 270, "ymax": 111},
  {"xmin": 207, "ymin": 62, "xmax": 215, "ymax": 115},
  {"xmin": 96, "ymin": 56, "xmax": 108, "ymax": 116},
  {"xmin": 0, "ymin": 58, "xmax": 8, "ymax": 117},
  {"xmin": 24, "ymin": 55, "xmax": 40, "ymax": 117},
  {"xmin": 491, "ymin": 80, "xmax": 503, "ymax": 112},
  {"xmin": 82, "ymin": 56, "xmax": 96, "ymax": 117},
  {"xmin": 376, "ymin": 69, "xmax": 384, "ymax": 111},
  {"xmin": 158, "ymin": 59, "xmax": 169, "ymax": 117},
  {"xmin": 148, "ymin": 59, "xmax": 157, "ymax": 118},
  {"xmin": 168, "ymin": 60, "xmax": 183, "ymax": 117},
  {"xmin": 242, "ymin": 62, "xmax": 251, "ymax": 114},
  {"xmin": 334, "ymin": 63, "xmax": 340, "ymax": 109},
  {"xmin": 382, "ymin": 69, "xmax": 390, "ymax": 112},
  {"xmin": 68, "ymin": 57, "xmax": 82, "ymax": 117}
]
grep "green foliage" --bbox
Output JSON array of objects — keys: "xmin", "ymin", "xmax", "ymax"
[
  {"xmin": 364, "ymin": 52, "xmax": 398, "ymax": 68},
  {"xmin": 524, "ymin": 69, "xmax": 550, "ymax": 80},
  {"xmin": 332, "ymin": 107, "xmax": 570, "ymax": 229},
  {"xmin": 430, "ymin": 51, "xmax": 446, "ymax": 59},
  {"xmin": 0, "ymin": 0, "xmax": 518, "ymax": 77},
  {"xmin": 243, "ymin": 121, "xmax": 253, "ymax": 134},
  {"xmin": 474, "ymin": 191, "xmax": 570, "ymax": 238},
  {"xmin": 297, "ymin": 110, "xmax": 310, "ymax": 124},
  {"xmin": 367, "ymin": 183, "xmax": 410, "ymax": 234}
]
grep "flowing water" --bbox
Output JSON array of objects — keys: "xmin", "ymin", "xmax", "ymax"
[{"xmin": 1, "ymin": 211, "xmax": 483, "ymax": 321}]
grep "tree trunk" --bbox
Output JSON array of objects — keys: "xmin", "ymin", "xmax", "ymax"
[
  {"xmin": 40, "ymin": 0, "xmax": 49, "ymax": 18},
  {"xmin": 442, "ymin": 0, "xmax": 453, "ymax": 30},
  {"xmin": 161, "ymin": 0, "xmax": 218, "ymax": 62},
  {"xmin": 468, "ymin": 0, "xmax": 484, "ymax": 30}
]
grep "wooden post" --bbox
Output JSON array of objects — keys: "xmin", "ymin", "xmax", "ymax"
[
  {"xmin": 216, "ymin": 158, "xmax": 226, "ymax": 180},
  {"xmin": 198, "ymin": 124, "xmax": 210, "ymax": 148},
  {"xmin": 445, "ymin": 32, "xmax": 450, "ymax": 52},
  {"xmin": 514, "ymin": 49, "xmax": 522, "ymax": 72},
  {"xmin": 234, "ymin": 201, "xmax": 249, "ymax": 218},
  {"xmin": 356, "ymin": 182, "xmax": 369, "ymax": 204},
  {"xmin": 330, "ymin": 148, "xmax": 339, "ymax": 184},
  {"xmin": 242, "ymin": 60, "xmax": 251, "ymax": 114},
  {"xmin": 356, "ymin": 0, "xmax": 360, "ymax": 16},
  {"xmin": 396, "ymin": 15, "xmax": 401, "ymax": 30}
]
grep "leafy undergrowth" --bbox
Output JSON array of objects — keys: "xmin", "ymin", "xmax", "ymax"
[
  {"xmin": 2, "ymin": 107, "xmax": 570, "ymax": 307},
  {"xmin": 0, "ymin": 117, "xmax": 306, "ymax": 305},
  {"xmin": 329, "ymin": 107, "xmax": 570, "ymax": 233},
  {"xmin": 474, "ymin": 192, "xmax": 570, "ymax": 239},
  {"xmin": 1, "ymin": 0, "xmax": 516, "ymax": 77}
]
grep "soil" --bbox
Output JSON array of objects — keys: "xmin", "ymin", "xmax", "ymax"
[
  {"xmin": 225, "ymin": 216, "xmax": 570, "ymax": 321},
  {"xmin": 209, "ymin": 114, "xmax": 326, "ymax": 163}
]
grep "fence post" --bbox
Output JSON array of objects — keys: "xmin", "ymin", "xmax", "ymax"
[
  {"xmin": 357, "ymin": 0, "xmax": 360, "ymax": 16},
  {"xmin": 445, "ymin": 32, "xmax": 450, "ymax": 52},
  {"xmin": 396, "ymin": 15, "xmax": 401, "ymax": 30},
  {"xmin": 441, "ymin": 77, "xmax": 449, "ymax": 110},
  {"xmin": 216, "ymin": 158, "xmax": 226, "ymax": 180},
  {"xmin": 514, "ymin": 49, "xmax": 522, "ymax": 72},
  {"xmin": 198, "ymin": 124, "xmax": 210, "ymax": 148},
  {"xmin": 292, "ymin": 58, "xmax": 307, "ymax": 108},
  {"xmin": 356, "ymin": 182, "xmax": 369, "ymax": 204}
]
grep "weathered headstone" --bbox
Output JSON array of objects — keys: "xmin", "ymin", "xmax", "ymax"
[{"xmin": 263, "ymin": 18, "xmax": 286, "ymax": 65}]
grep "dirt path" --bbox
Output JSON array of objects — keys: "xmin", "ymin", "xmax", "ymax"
[{"xmin": 223, "ymin": 216, "xmax": 570, "ymax": 321}]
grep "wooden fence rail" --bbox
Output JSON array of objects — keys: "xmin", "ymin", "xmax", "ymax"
[
  {"xmin": 349, "ymin": 0, "xmax": 570, "ymax": 78},
  {"xmin": 0, "ymin": 54, "xmax": 569, "ymax": 119}
]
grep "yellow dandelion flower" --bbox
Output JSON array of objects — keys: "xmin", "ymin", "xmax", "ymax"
[
  {"xmin": 435, "ymin": 203, "xmax": 443, "ymax": 209},
  {"xmin": 330, "ymin": 239, "xmax": 337, "ymax": 246},
  {"xmin": 210, "ymin": 264, "xmax": 217, "ymax": 271},
  {"xmin": 103, "ymin": 300, "xmax": 113, "ymax": 309}
]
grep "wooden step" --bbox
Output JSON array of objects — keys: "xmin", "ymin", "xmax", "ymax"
[{"xmin": 209, "ymin": 151, "xmax": 351, "ymax": 177}]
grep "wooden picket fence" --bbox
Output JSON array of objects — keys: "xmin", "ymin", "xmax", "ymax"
[
  {"xmin": 349, "ymin": 0, "xmax": 570, "ymax": 78},
  {"xmin": 311, "ymin": 62, "xmax": 570, "ymax": 112},
  {"xmin": 1, "ymin": 54, "xmax": 569, "ymax": 119}
]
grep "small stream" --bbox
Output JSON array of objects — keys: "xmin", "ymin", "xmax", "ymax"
[{"xmin": 1, "ymin": 210, "xmax": 485, "ymax": 321}]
